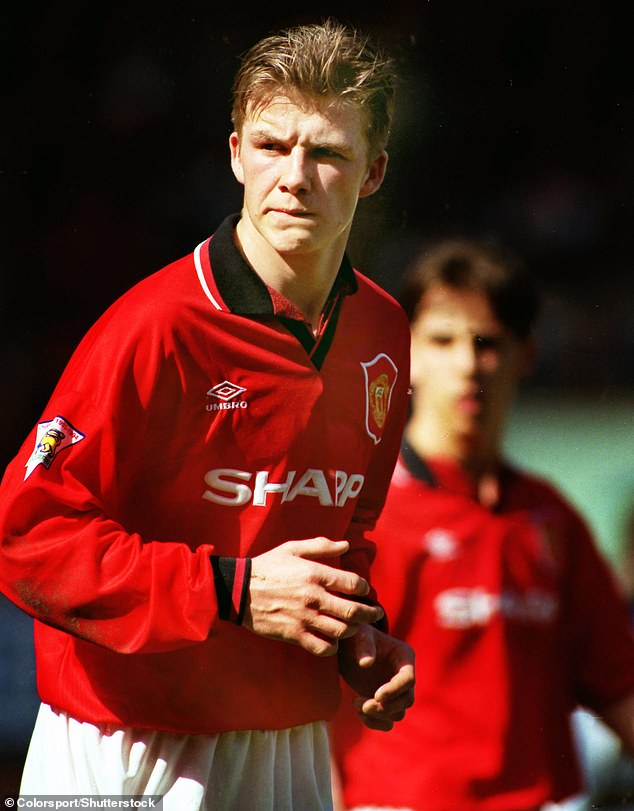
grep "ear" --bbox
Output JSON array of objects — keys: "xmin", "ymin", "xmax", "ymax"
[
  {"xmin": 229, "ymin": 132, "xmax": 244, "ymax": 185},
  {"xmin": 358, "ymin": 150, "xmax": 389, "ymax": 199}
]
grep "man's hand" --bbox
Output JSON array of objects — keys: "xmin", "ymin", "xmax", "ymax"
[
  {"xmin": 338, "ymin": 624, "xmax": 415, "ymax": 731},
  {"xmin": 242, "ymin": 538, "xmax": 385, "ymax": 656}
]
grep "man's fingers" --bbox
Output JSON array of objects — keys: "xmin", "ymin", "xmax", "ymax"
[
  {"xmin": 353, "ymin": 686, "xmax": 414, "ymax": 732},
  {"xmin": 300, "ymin": 632, "xmax": 339, "ymax": 658},
  {"xmin": 319, "ymin": 592, "xmax": 383, "ymax": 626},
  {"xmin": 306, "ymin": 614, "xmax": 359, "ymax": 644},
  {"xmin": 285, "ymin": 538, "xmax": 372, "ymax": 599},
  {"xmin": 374, "ymin": 664, "xmax": 416, "ymax": 704},
  {"xmin": 285, "ymin": 537, "xmax": 350, "ymax": 560},
  {"xmin": 318, "ymin": 565, "xmax": 372, "ymax": 599},
  {"xmin": 357, "ymin": 714, "xmax": 395, "ymax": 732},
  {"xmin": 355, "ymin": 689, "xmax": 414, "ymax": 717},
  {"xmin": 343, "ymin": 621, "xmax": 378, "ymax": 668},
  {"xmin": 353, "ymin": 695, "xmax": 403, "ymax": 731}
]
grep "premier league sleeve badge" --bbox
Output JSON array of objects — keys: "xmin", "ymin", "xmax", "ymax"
[{"xmin": 24, "ymin": 415, "xmax": 86, "ymax": 480}]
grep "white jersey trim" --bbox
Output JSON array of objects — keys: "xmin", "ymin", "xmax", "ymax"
[{"xmin": 194, "ymin": 240, "xmax": 223, "ymax": 311}]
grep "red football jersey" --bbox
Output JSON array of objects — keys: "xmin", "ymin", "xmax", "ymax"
[
  {"xmin": 0, "ymin": 215, "xmax": 410, "ymax": 735},
  {"xmin": 332, "ymin": 444, "xmax": 634, "ymax": 810}
]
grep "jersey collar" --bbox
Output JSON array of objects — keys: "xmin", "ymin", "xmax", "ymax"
[
  {"xmin": 195, "ymin": 214, "xmax": 357, "ymax": 318},
  {"xmin": 400, "ymin": 439, "xmax": 438, "ymax": 487},
  {"xmin": 400, "ymin": 438, "xmax": 513, "ymax": 511}
]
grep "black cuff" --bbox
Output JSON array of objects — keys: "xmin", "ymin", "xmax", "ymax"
[{"xmin": 210, "ymin": 556, "xmax": 252, "ymax": 624}]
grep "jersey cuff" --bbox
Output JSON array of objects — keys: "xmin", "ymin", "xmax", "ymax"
[{"xmin": 210, "ymin": 556, "xmax": 252, "ymax": 624}]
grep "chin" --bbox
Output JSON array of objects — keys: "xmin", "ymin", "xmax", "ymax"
[
  {"xmin": 261, "ymin": 219, "xmax": 310, "ymax": 243},
  {"xmin": 272, "ymin": 234, "xmax": 320, "ymax": 257},
  {"xmin": 456, "ymin": 416, "xmax": 482, "ymax": 439}
]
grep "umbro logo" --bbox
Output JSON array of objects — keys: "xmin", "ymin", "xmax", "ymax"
[
  {"xmin": 206, "ymin": 380, "xmax": 248, "ymax": 412},
  {"xmin": 208, "ymin": 381, "xmax": 246, "ymax": 401}
]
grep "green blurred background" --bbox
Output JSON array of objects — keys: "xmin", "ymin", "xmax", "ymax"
[{"xmin": 506, "ymin": 392, "xmax": 634, "ymax": 566}]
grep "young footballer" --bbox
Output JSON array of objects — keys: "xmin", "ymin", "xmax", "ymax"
[
  {"xmin": 330, "ymin": 239, "xmax": 634, "ymax": 810},
  {"xmin": 0, "ymin": 21, "xmax": 414, "ymax": 809}
]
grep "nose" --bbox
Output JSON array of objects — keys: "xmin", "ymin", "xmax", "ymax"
[
  {"xmin": 278, "ymin": 148, "xmax": 310, "ymax": 195},
  {"xmin": 454, "ymin": 338, "xmax": 478, "ymax": 375}
]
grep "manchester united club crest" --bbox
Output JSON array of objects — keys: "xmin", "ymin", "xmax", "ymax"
[
  {"xmin": 360, "ymin": 354, "xmax": 398, "ymax": 444},
  {"xmin": 25, "ymin": 415, "xmax": 85, "ymax": 480}
]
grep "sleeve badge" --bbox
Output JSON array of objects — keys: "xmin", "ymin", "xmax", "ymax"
[
  {"xmin": 360, "ymin": 353, "xmax": 398, "ymax": 445},
  {"xmin": 24, "ymin": 415, "xmax": 86, "ymax": 480}
]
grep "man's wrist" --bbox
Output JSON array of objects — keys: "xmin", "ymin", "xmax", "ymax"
[{"xmin": 210, "ymin": 555, "xmax": 252, "ymax": 624}]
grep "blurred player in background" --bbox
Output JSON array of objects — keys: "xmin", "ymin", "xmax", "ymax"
[
  {"xmin": 0, "ymin": 20, "xmax": 414, "ymax": 810},
  {"xmin": 330, "ymin": 238, "xmax": 634, "ymax": 811}
]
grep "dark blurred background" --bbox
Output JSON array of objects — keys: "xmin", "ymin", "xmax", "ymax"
[{"xmin": 1, "ymin": 1, "xmax": 632, "ymax": 795}]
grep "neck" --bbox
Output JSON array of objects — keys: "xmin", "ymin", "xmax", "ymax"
[
  {"xmin": 405, "ymin": 419, "xmax": 504, "ymax": 508},
  {"xmin": 405, "ymin": 414, "xmax": 502, "ymax": 478},
  {"xmin": 235, "ymin": 216, "xmax": 346, "ymax": 329}
]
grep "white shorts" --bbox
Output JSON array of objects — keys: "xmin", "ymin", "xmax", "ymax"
[{"xmin": 21, "ymin": 703, "xmax": 333, "ymax": 811}]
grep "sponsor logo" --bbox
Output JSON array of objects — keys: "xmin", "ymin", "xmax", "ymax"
[
  {"xmin": 435, "ymin": 587, "xmax": 558, "ymax": 629},
  {"xmin": 202, "ymin": 467, "xmax": 365, "ymax": 508},
  {"xmin": 25, "ymin": 415, "xmax": 85, "ymax": 480},
  {"xmin": 424, "ymin": 529, "xmax": 459, "ymax": 560},
  {"xmin": 360, "ymin": 354, "xmax": 398, "ymax": 444},
  {"xmin": 206, "ymin": 380, "xmax": 248, "ymax": 412}
]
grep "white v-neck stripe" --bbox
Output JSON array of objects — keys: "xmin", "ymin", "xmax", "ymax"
[{"xmin": 194, "ymin": 241, "xmax": 223, "ymax": 311}]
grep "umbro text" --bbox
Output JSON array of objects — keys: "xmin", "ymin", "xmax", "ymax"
[{"xmin": 206, "ymin": 401, "xmax": 248, "ymax": 411}]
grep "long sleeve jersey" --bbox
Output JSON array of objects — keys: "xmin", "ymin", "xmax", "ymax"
[
  {"xmin": 331, "ymin": 442, "xmax": 634, "ymax": 811},
  {"xmin": 0, "ymin": 215, "xmax": 410, "ymax": 735}
]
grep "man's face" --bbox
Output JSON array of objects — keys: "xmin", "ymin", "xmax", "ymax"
[
  {"xmin": 410, "ymin": 283, "xmax": 533, "ymax": 447},
  {"xmin": 229, "ymin": 94, "xmax": 387, "ymax": 259}
]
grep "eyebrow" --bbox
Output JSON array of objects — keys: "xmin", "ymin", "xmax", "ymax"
[
  {"xmin": 246, "ymin": 127, "xmax": 354, "ymax": 156},
  {"xmin": 247, "ymin": 127, "xmax": 279, "ymax": 142}
]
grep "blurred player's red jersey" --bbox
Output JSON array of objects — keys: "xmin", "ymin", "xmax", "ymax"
[
  {"xmin": 0, "ymin": 215, "xmax": 410, "ymax": 735},
  {"xmin": 332, "ymin": 446, "xmax": 634, "ymax": 810}
]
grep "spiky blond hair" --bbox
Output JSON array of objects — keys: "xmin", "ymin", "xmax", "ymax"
[{"xmin": 231, "ymin": 19, "xmax": 396, "ymax": 157}]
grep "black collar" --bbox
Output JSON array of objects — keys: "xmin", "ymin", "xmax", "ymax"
[
  {"xmin": 207, "ymin": 214, "xmax": 357, "ymax": 317},
  {"xmin": 400, "ymin": 438, "xmax": 514, "ymax": 513},
  {"xmin": 400, "ymin": 439, "xmax": 438, "ymax": 487}
]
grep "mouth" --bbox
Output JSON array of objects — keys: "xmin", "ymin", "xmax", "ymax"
[
  {"xmin": 456, "ymin": 391, "xmax": 484, "ymax": 415},
  {"xmin": 269, "ymin": 207, "xmax": 313, "ymax": 219}
]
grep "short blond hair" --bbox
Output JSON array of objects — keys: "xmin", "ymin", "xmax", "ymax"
[{"xmin": 231, "ymin": 19, "xmax": 397, "ymax": 157}]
